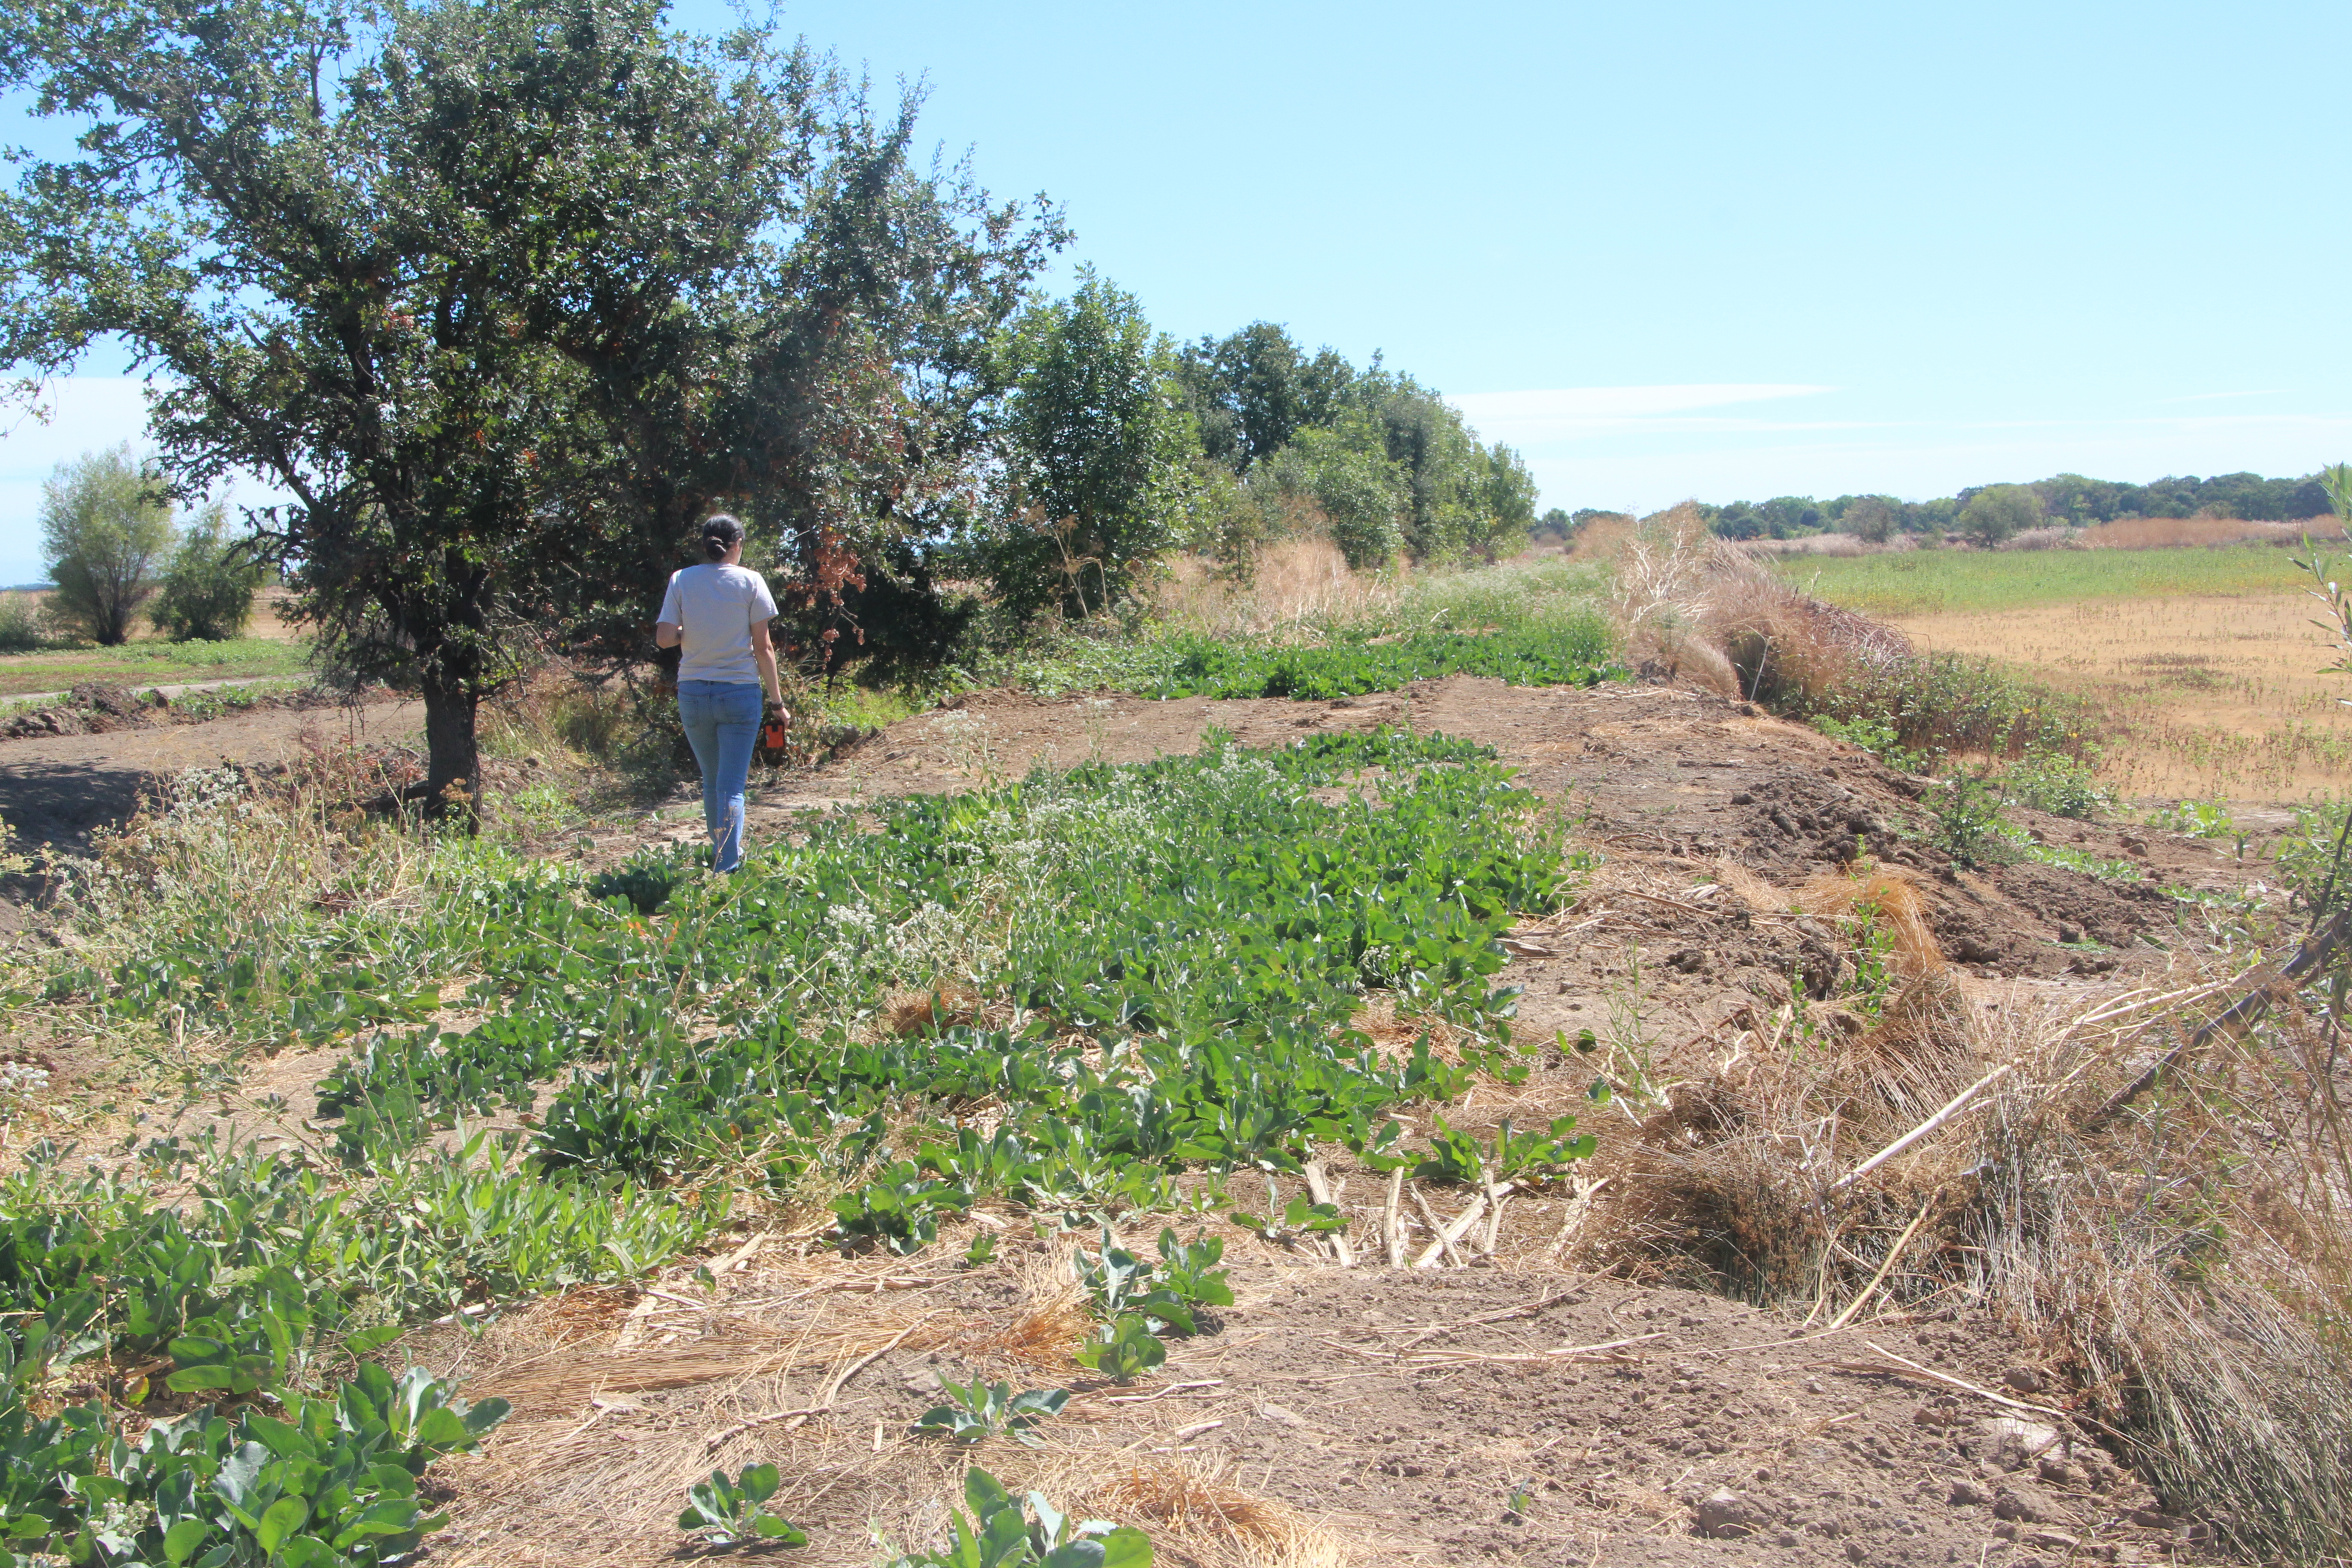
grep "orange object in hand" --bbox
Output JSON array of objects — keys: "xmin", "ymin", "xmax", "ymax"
[{"xmin": 761, "ymin": 716, "xmax": 789, "ymax": 751}]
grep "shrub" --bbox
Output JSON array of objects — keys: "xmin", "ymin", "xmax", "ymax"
[
  {"xmin": 1265, "ymin": 415, "xmax": 1407, "ymax": 569},
  {"xmin": 0, "ymin": 593, "xmax": 42, "ymax": 652},
  {"xmin": 150, "ymin": 507, "xmax": 264, "ymax": 640},
  {"xmin": 1925, "ymin": 771, "xmax": 2019, "ymax": 869},
  {"xmin": 39, "ymin": 444, "xmax": 175, "ymax": 646},
  {"xmin": 2002, "ymin": 752, "xmax": 2108, "ymax": 818}
]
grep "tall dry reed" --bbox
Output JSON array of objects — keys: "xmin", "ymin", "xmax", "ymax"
[{"xmin": 1614, "ymin": 965, "xmax": 2352, "ymax": 1562}]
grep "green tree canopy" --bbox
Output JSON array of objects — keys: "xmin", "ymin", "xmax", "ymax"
[
  {"xmin": 38, "ymin": 444, "xmax": 173, "ymax": 645},
  {"xmin": 982, "ymin": 271, "xmax": 1196, "ymax": 619},
  {"xmin": 1264, "ymin": 412, "xmax": 1406, "ymax": 569},
  {"xmin": 1174, "ymin": 322, "xmax": 1357, "ymax": 472},
  {"xmin": 151, "ymin": 505, "xmax": 264, "ymax": 641},
  {"xmin": 1959, "ymin": 483, "xmax": 2043, "ymax": 547}
]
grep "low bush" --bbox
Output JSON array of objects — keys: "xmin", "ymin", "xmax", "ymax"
[
  {"xmin": 150, "ymin": 511, "xmax": 265, "ymax": 640},
  {"xmin": 0, "ymin": 593, "xmax": 43, "ymax": 652},
  {"xmin": 1153, "ymin": 620, "xmax": 1616, "ymax": 700},
  {"xmin": 2001, "ymin": 751, "xmax": 2109, "ymax": 818}
]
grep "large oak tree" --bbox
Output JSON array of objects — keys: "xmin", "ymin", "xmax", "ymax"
[{"xmin": 0, "ymin": 0, "xmax": 1060, "ymax": 808}]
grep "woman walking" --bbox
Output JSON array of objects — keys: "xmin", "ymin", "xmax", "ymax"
[{"xmin": 654, "ymin": 515, "xmax": 788, "ymax": 873}]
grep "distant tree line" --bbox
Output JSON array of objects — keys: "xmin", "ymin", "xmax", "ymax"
[{"xmin": 1691, "ymin": 470, "xmax": 2337, "ymax": 543}]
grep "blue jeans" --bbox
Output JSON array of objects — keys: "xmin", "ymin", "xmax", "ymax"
[{"xmin": 677, "ymin": 681, "xmax": 763, "ymax": 872}]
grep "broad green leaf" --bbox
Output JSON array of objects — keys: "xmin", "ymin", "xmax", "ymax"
[{"xmin": 162, "ymin": 1519, "xmax": 212, "ymax": 1565}]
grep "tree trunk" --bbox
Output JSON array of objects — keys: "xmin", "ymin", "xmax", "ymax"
[{"xmin": 416, "ymin": 680, "xmax": 482, "ymax": 827}]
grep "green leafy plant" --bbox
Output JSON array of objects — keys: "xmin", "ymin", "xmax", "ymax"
[
  {"xmin": 677, "ymin": 1463, "xmax": 808, "ymax": 1549},
  {"xmin": 1226, "ymin": 1181, "xmax": 1347, "ymax": 1248},
  {"xmin": 1153, "ymin": 624, "xmax": 1617, "ymax": 701},
  {"xmin": 2146, "ymin": 794, "xmax": 2235, "ymax": 839},
  {"xmin": 886, "ymin": 1467, "xmax": 1151, "ymax": 1568},
  {"xmin": 2002, "ymin": 751, "xmax": 2109, "ymax": 819},
  {"xmin": 831, "ymin": 1163, "xmax": 973, "ymax": 1254},
  {"xmin": 0, "ymin": 1358, "xmax": 506, "ymax": 1568},
  {"xmin": 1809, "ymin": 713, "xmax": 1925, "ymax": 774},
  {"xmin": 1411, "ymin": 1113, "xmax": 1596, "ymax": 1185},
  {"xmin": 1072, "ymin": 1315, "xmax": 1167, "ymax": 1383},
  {"xmin": 1924, "ymin": 771, "xmax": 2019, "ymax": 869},
  {"xmin": 911, "ymin": 1378, "xmax": 1069, "ymax": 1447},
  {"xmin": 1074, "ymin": 1228, "xmax": 1230, "ymax": 1337}
]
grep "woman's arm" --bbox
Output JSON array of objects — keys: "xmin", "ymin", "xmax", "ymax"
[
  {"xmin": 751, "ymin": 620, "xmax": 786, "ymax": 715},
  {"xmin": 654, "ymin": 619, "xmax": 681, "ymax": 649}
]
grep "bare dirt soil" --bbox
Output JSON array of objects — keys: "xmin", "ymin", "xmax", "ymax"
[
  {"xmin": 5, "ymin": 675, "xmax": 2266, "ymax": 1566},
  {"xmin": 0, "ymin": 693, "xmax": 421, "ymax": 858},
  {"xmin": 418, "ymin": 1251, "xmax": 2177, "ymax": 1568}
]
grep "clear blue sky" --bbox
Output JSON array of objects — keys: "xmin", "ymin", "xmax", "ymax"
[{"xmin": 6, "ymin": 0, "xmax": 2349, "ymax": 581}]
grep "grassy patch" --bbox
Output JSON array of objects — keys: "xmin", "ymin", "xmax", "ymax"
[
  {"xmin": 0, "ymin": 635, "xmax": 312, "ymax": 697},
  {"xmin": 1153, "ymin": 620, "xmax": 1616, "ymax": 699},
  {"xmin": 1779, "ymin": 543, "xmax": 2308, "ymax": 617},
  {"xmin": 5, "ymin": 726, "xmax": 1579, "ymax": 1548}
]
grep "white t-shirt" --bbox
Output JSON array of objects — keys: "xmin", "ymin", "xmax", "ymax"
[{"xmin": 658, "ymin": 564, "xmax": 778, "ymax": 685}]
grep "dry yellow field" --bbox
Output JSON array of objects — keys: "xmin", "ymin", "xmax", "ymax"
[{"xmin": 1891, "ymin": 588, "xmax": 2352, "ymax": 801}]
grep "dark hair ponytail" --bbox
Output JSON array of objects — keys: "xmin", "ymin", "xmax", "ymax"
[{"xmin": 700, "ymin": 513, "xmax": 746, "ymax": 562}]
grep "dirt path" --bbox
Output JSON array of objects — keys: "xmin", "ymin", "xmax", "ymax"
[{"xmin": 0, "ymin": 698, "xmax": 423, "ymax": 855}]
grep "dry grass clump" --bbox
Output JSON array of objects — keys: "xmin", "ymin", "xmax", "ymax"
[
  {"xmin": 1622, "ymin": 962, "xmax": 2352, "ymax": 1562},
  {"xmin": 1087, "ymin": 1458, "xmax": 1353, "ymax": 1568},
  {"xmin": 1153, "ymin": 537, "xmax": 1394, "ymax": 640},
  {"xmin": 962, "ymin": 1235, "xmax": 1090, "ymax": 1372},
  {"xmin": 1578, "ymin": 508, "xmax": 1914, "ymax": 706},
  {"xmin": 2082, "ymin": 515, "xmax": 2347, "ymax": 550},
  {"xmin": 1794, "ymin": 866, "xmax": 1944, "ymax": 980}
]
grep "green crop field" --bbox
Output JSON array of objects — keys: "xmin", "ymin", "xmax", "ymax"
[
  {"xmin": 0, "ymin": 635, "xmax": 311, "ymax": 698},
  {"xmin": 1775, "ymin": 543, "xmax": 2312, "ymax": 617}
]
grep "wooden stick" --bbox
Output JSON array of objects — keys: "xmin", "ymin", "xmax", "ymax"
[
  {"xmin": 1411, "ymin": 1188, "xmax": 1478, "ymax": 1269},
  {"xmin": 1303, "ymin": 1161, "xmax": 1354, "ymax": 1267},
  {"xmin": 704, "ymin": 1315, "xmax": 931, "ymax": 1450},
  {"xmin": 1480, "ymin": 1177, "xmax": 1510, "ymax": 1255},
  {"xmin": 1825, "ymin": 1198, "xmax": 1936, "ymax": 1331},
  {"xmin": 1831, "ymin": 1060, "xmax": 2019, "ymax": 1191},
  {"xmin": 1543, "ymin": 1175, "xmax": 1609, "ymax": 1262},
  {"xmin": 1841, "ymin": 1342, "xmax": 2069, "ymax": 1422},
  {"xmin": 1383, "ymin": 1166, "xmax": 1407, "ymax": 1269},
  {"xmin": 1105, "ymin": 1379, "xmax": 1223, "ymax": 1404}
]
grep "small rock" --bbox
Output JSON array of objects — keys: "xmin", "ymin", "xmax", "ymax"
[
  {"xmin": 1981, "ymin": 1417, "xmax": 2062, "ymax": 1460},
  {"xmin": 2027, "ymin": 1532, "xmax": 2080, "ymax": 1552},
  {"xmin": 1774, "ymin": 1533, "xmax": 1800, "ymax": 1548},
  {"xmin": 2037, "ymin": 1455, "xmax": 2086, "ymax": 1488},
  {"xmin": 1695, "ymin": 1490, "xmax": 1768, "ymax": 1539},
  {"xmin": 1992, "ymin": 1522, "xmax": 2019, "ymax": 1541},
  {"xmin": 2121, "ymin": 833, "xmax": 2148, "ymax": 855},
  {"xmin": 1257, "ymin": 1403, "xmax": 1303, "ymax": 1427},
  {"xmin": 1845, "ymin": 1542, "xmax": 1867, "ymax": 1564},
  {"xmin": 2058, "ymin": 925, "xmax": 2082, "ymax": 944},
  {"xmin": 1949, "ymin": 1481, "xmax": 1993, "ymax": 1507},
  {"xmin": 2127, "ymin": 1508, "xmax": 2172, "ymax": 1529},
  {"xmin": 1994, "ymin": 1485, "xmax": 2061, "ymax": 1524},
  {"xmin": 2002, "ymin": 1366, "xmax": 2047, "ymax": 1394}
]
